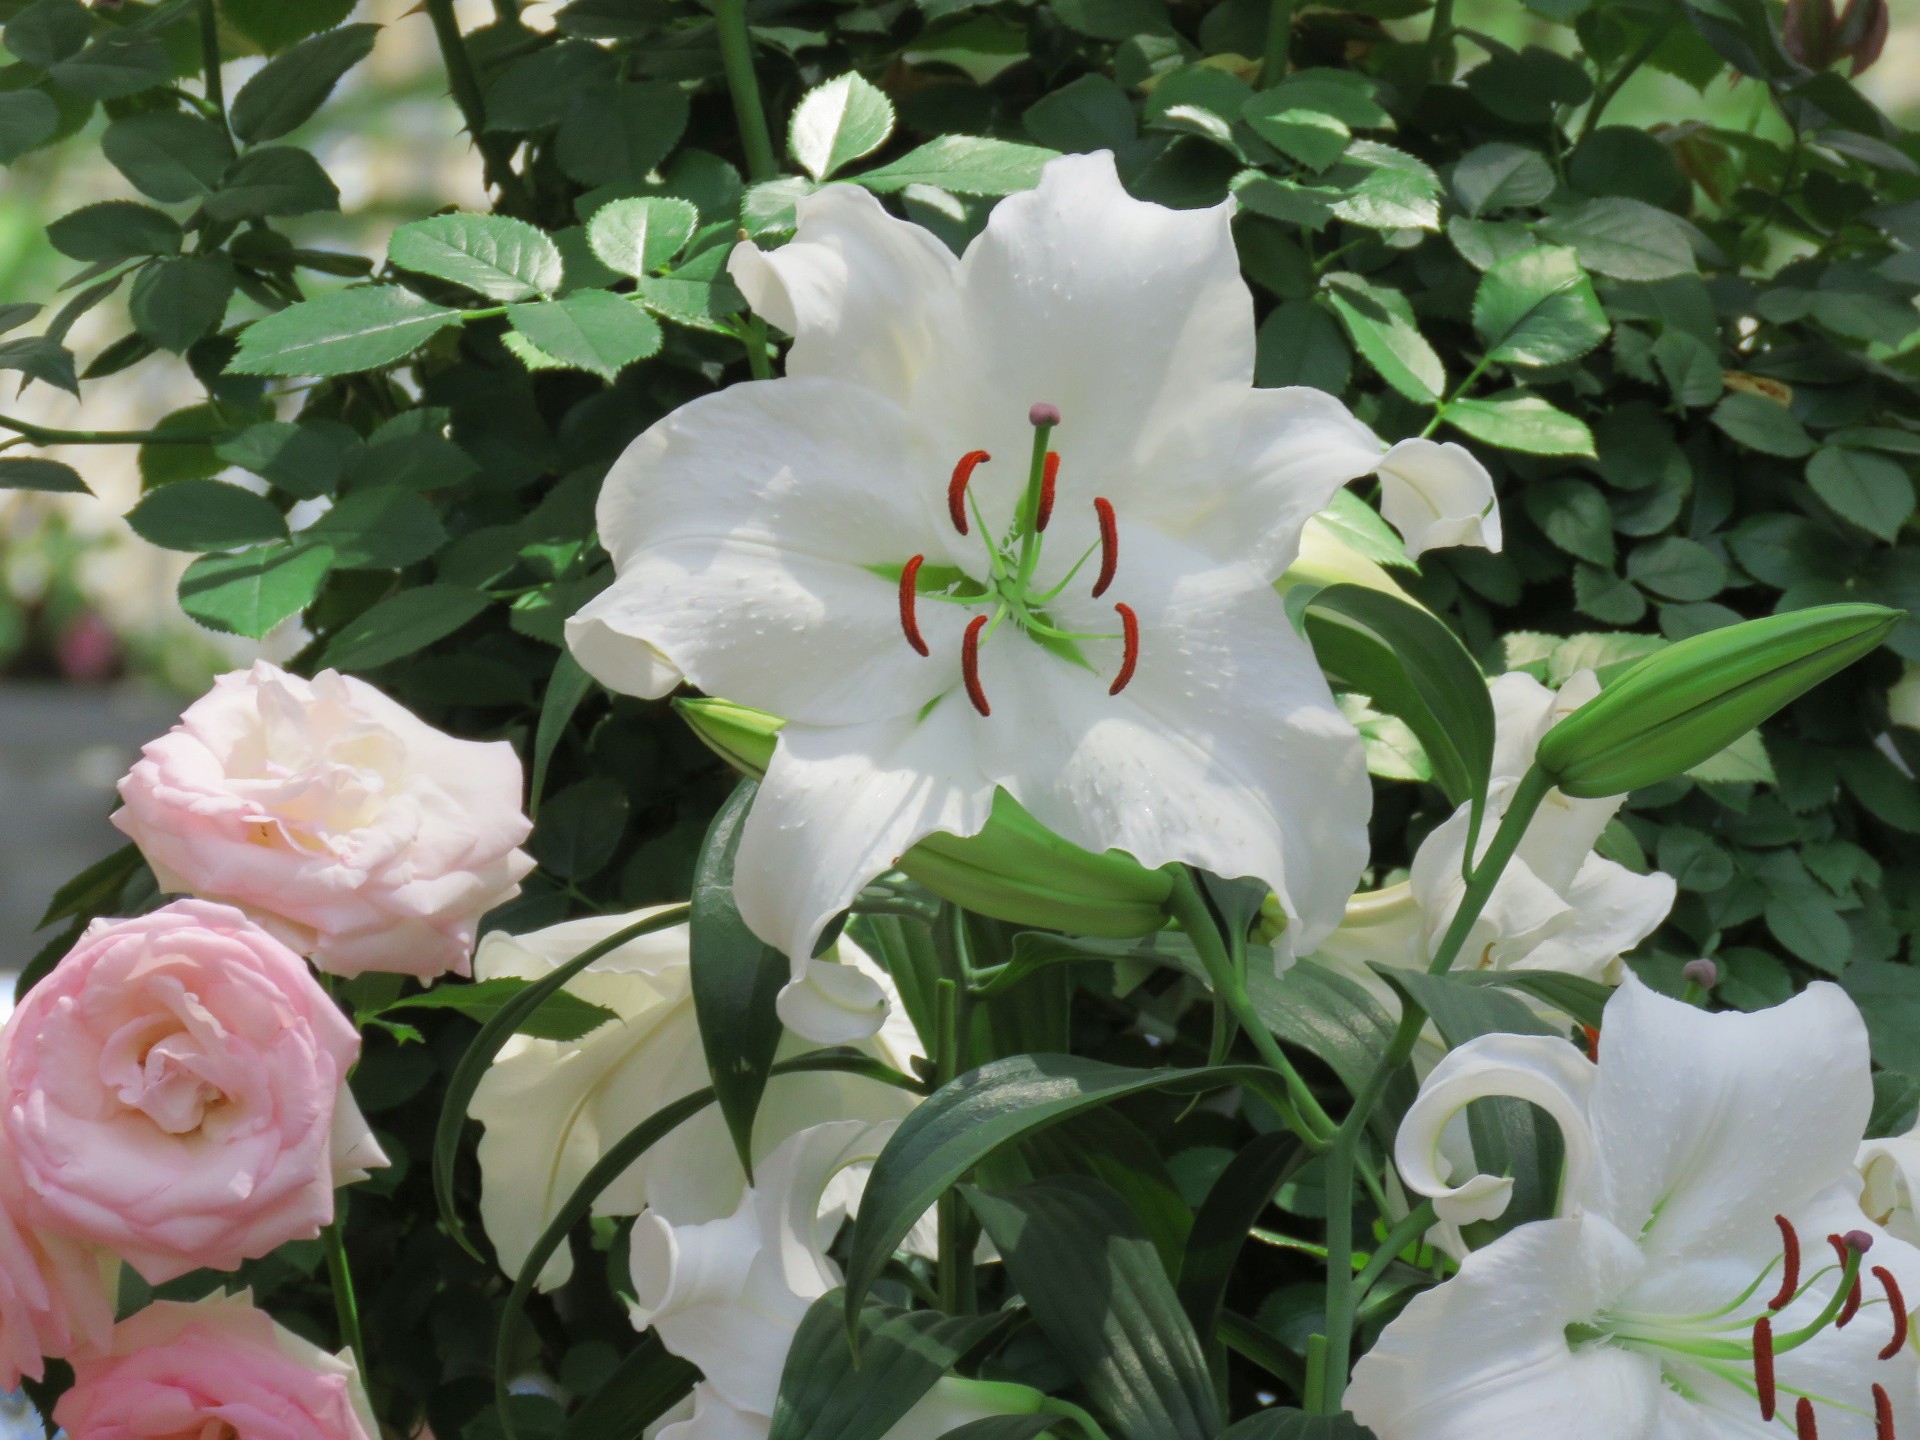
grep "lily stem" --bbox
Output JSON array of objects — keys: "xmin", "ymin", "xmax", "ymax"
[
  {"xmin": 933, "ymin": 976, "xmax": 976, "ymax": 1314},
  {"xmin": 713, "ymin": 0, "xmax": 779, "ymax": 184},
  {"xmin": 1426, "ymin": 762, "xmax": 1553, "ymax": 976},
  {"xmin": 322, "ymin": 1212, "xmax": 367, "ymax": 1374},
  {"xmin": 1314, "ymin": 1003, "xmax": 1426, "ymax": 1414},
  {"xmin": 1165, "ymin": 869, "xmax": 1335, "ymax": 1147}
]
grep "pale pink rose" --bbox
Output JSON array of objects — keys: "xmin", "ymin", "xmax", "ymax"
[
  {"xmin": 112, "ymin": 661, "xmax": 536, "ymax": 980},
  {"xmin": 0, "ymin": 1157, "xmax": 115, "ymax": 1389},
  {"xmin": 1, "ymin": 901, "xmax": 387, "ymax": 1283},
  {"xmin": 54, "ymin": 1292, "xmax": 376, "ymax": 1440}
]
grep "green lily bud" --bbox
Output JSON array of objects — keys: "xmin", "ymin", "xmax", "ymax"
[
  {"xmin": 674, "ymin": 697, "xmax": 1174, "ymax": 936},
  {"xmin": 1534, "ymin": 603, "xmax": 1901, "ymax": 800}
]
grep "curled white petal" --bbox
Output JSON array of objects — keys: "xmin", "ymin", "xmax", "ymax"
[
  {"xmin": 776, "ymin": 957, "xmax": 891, "ymax": 1044},
  {"xmin": 1394, "ymin": 1031, "xmax": 1597, "ymax": 1225},
  {"xmin": 1375, "ymin": 438, "xmax": 1502, "ymax": 559}
]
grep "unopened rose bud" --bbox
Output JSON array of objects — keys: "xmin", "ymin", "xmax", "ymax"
[
  {"xmin": 1783, "ymin": 0, "xmax": 1888, "ymax": 75},
  {"xmin": 1028, "ymin": 402, "xmax": 1060, "ymax": 428},
  {"xmin": 1682, "ymin": 958, "xmax": 1718, "ymax": 990}
]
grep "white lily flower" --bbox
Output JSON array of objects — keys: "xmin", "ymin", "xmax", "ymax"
[
  {"xmin": 1350, "ymin": 975, "xmax": 1920, "ymax": 1440},
  {"xmin": 1861, "ymin": 1130, "xmax": 1920, "ymax": 1247},
  {"xmin": 1313, "ymin": 670, "xmax": 1675, "ymax": 991},
  {"xmin": 630, "ymin": 1120, "xmax": 1040, "ymax": 1440},
  {"xmin": 467, "ymin": 908, "xmax": 922, "ymax": 1292},
  {"xmin": 1374, "ymin": 438, "xmax": 1502, "ymax": 560},
  {"xmin": 567, "ymin": 151, "xmax": 1413, "ymax": 970}
]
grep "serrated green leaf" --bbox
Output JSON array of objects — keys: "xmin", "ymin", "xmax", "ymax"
[
  {"xmin": 0, "ymin": 91, "xmax": 59, "ymax": 164},
  {"xmin": 379, "ymin": 976, "xmax": 618, "ymax": 1042},
  {"xmin": 320, "ymin": 584, "xmax": 490, "ymax": 671},
  {"xmin": 5, "ymin": 0, "xmax": 91, "ymax": 69},
  {"xmin": 230, "ymin": 22, "xmax": 380, "ymax": 143},
  {"xmin": 789, "ymin": 72, "xmax": 895, "ymax": 181},
  {"xmin": 1712, "ymin": 392, "xmax": 1814, "ymax": 458},
  {"xmin": 48, "ymin": 30, "xmax": 170, "ymax": 99},
  {"xmin": 585, "ymin": 197, "xmax": 698, "ymax": 279},
  {"xmin": 216, "ymin": 420, "xmax": 353, "ymax": 499},
  {"xmin": 1625, "ymin": 536, "xmax": 1727, "ymax": 600},
  {"xmin": 1443, "ymin": 390, "xmax": 1595, "ymax": 455},
  {"xmin": 0, "ymin": 336, "xmax": 78, "ymax": 395},
  {"xmin": 1329, "ymin": 141, "xmax": 1440, "ymax": 230},
  {"xmin": 1539, "ymin": 196, "xmax": 1696, "ymax": 280},
  {"xmin": 389, "ymin": 213, "xmax": 563, "ymax": 302},
  {"xmin": 0, "ymin": 457, "xmax": 88, "ymax": 493},
  {"xmin": 46, "ymin": 200, "xmax": 181, "ymax": 263},
  {"xmin": 101, "ymin": 111, "xmax": 230, "ymax": 202},
  {"xmin": 1450, "ymin": 142, "xmax": 1555, "ymax": 217},
  {"xmin": 230, "ymin": 287, "xmax": 463, "ymax": 376},
  {"xmin": 127, "ymin": 478, "xmax": 287, "ymax": 552},
  {"xmin": 1808, "ymin": 446, "xmax": 1913, "ymax": 542},
  {"xmin": 177, "ymin": 540, "xmax": 335, "ymax": 637},
  {"xmin": 1321, "ymin": 272, "xmax": 1445, "ymax": 404},
  {"xmin": 130, "ymin": 255, "xmax": 234, "ymax": 353},
  {"xmin": 555, "ymin": 82, "xmax": 689, "ymax": 186},
  {"xmin": 506, "ymin": 291, "xmax": 661, "ymax": 381},
  {"xmin": 205, "ymin": 146, "xmax": 341, "ymax": 222},
  {"xmin": 304, "ymin": 488, "xmax": 447, "ymax": 569},
  {"xmin": 1473, "ymin": 245, "xmax": 1608, "ymax": 367},
  {"xmin": 859, "ymin": 136, "xmax": 1058, "ymax": 195}
]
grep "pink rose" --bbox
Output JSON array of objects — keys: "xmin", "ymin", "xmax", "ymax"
[
  {"xmin": 0, "ymin": 1162, "xmax": 115, "ymax": 1389},
  {"xmin": 54, "ymin": 1293, "xmax": 376, "ymax": 1440},
  {"xmin": 113, "ymin": 661, "xmax": 535, "ymax": 980},
  {"xmin": 1, "ymin": 901, "xmax": 386, "ymax": 1283}
]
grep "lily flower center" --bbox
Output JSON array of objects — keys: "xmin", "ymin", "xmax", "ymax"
[
  {"xmin": 1571, "ymin": 1219, "xmax": 1906, "ymax": 1438},
  {"xmin": 894, "ymin": 404, "xmax": 1138, "ymax": 717}
]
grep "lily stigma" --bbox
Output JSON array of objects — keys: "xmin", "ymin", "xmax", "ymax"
[{"xmin": 895, "ymin": 403, "xmax": 1138, "ymax": 715}]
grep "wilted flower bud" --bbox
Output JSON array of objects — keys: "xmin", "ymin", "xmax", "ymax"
[
  {"xmin": 1782, "ymin": 0, "xmax": 1889, "ymax": 75},
  {"xmin": 1535, "ymin": 604, "xmax": 1900, "ymax": 800},
  {"xmin": 675, "ymin": 697, "xmax": 1174, "ymax": 937}
]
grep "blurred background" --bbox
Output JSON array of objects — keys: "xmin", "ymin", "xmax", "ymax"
[{"xmin": 0, "ymin": 0, "xmax": 1914, "ymax": 1014}]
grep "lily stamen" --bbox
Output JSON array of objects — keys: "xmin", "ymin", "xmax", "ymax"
[
  {"xmin": 1798, "ymin": 1397, "xmax": 1819, "ymax": 1439},
  {"xmin": 950, "ymin": 450, "xmax": 990, "ymax": 535},
  {"xmin": 1037, "ymin": 452, "xmax": 1059, "ymax": 532},
  {"xmin": 1756, "ymin": 1316, "xmax": 1777, "ymax": 1421},
  {"xmin": 1093, "ymin": 497, "xmax": 1118, "ymax": 598},
  {"xmin": 1110, "ymin": 603, "xmax": 1139, "ymax": 697},
  {"xmin": 1875, "ymin": 1267, "xmax": 1908, "ymax": 1359},
  {"xmin": 1875, "ymin": 1383, "xmax": 1895, "ymax": 1440},
  {"xmin": 961, "ymin": 614, "xmax": 991, "ymax": 716},
  {"xmin": 899, "ymin": 555, "xmax": 929, "ymax": 657},
  {"xmin": 1771, "ymin": 1215, "xmax": 1802, "ymax": 1311}
]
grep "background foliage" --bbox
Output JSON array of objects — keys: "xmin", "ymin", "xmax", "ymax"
[{"xmin": 2, "ymin": 0, "xmax": 1919, "ymax": 1434}]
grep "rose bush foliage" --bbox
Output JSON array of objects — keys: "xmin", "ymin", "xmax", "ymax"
[{"xmin": 0, "ymin": 0, "xmax": 1918, "ymax": 1437}]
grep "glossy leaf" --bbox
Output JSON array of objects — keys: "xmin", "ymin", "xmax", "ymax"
[
  {"xmin": 789, "ymin": 72, "xmax": 895, "ymax": 181},
  {"xmin": 389, "ymin": 214, "xmax": 564, "ymax": 302},
  {"xmin": 231, "ymin": 287, "xmax": 463, "ymax": 376},
  {"xmin": 230, "ymin": 23, "xmax": 380, "ymax": 143},
  {"xmin": 321, "ymin": 585, "xmax": 490, "ymax": 671},
  {"xmin": 126, "ymin": 478, "xmax": 287, "ymax": 553}
]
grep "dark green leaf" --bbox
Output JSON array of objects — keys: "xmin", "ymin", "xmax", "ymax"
[
  {"xmin": 230, "ymin": 286, "xmax": 463, "ymax": 376},
  {"xmin": 1050, "ymin": 0, "xmax": 1171, "ymax": 39},
  {"xmin": 939, "ymin": 1421, "xmax": 1065, "ymax": 1440},
  {"xmin": 1538, "ymin": 197, "xmax": 1696, "ymax": 280},
  {"xmin": 506, "ymin": 292, "xmax": 661, "ymax": 381},
  {"xmin": 789, "ymin": 72, "xmax": 894, "ymax": 181},
  {"xmin": 177, "ymin": 540, "xmax": 335, "ymax": 637},
  {"xmin": 1444, "ymin": 391, "xmax": 1594, "ymax": 455},
  {"xmin": 531, "ymin": 650, "xmax": 593, "ymax": 812},
  {"xmin": 381, "ymin": 976, "xmax": 618, "ymax": 1042},
  {"xmin": 389, "ymin": 213, "xmax": 563, "ymax": 302},
  {"xmin": 1808, "ymin": 446, "xmax": 1913, "ymax": 542},
  {"xmin": 967, "ymin": 1178, "xmax": 1220, "ymax": 1440},
  {"xmin": 5, "ymin": 0, "xmax": 91, "ymax": 69},
  {"xmin": 1450, "ymin": 142, "xmax": 1555, "ymax": 216},
  {"xmin": 216, "ymin": 420, "xmax": 353, "ymax": 499},
  {"xmin": 1256, "ymin": 300, "xmax": 1350, "ymax": 394},
  {"xmin": 101, "ymin": 111, "xmax": 230, "ymax": 202},
  {"xmin": 46, "ymin": 200, "xmax": 181, "ymax": 262},
  {"xmin": 1625, "ymin": 536, "xmax": 1727, "ymax": 601},
  {"xmin": 586, "ymin": 198, "xmax": 698, "ymax": 279},
  {"xmin": 690, "ymin": 778, "xmax": 789, "ymax": 1177},
  {"xmin": 205, "ymin": 146, "xmax": 341, "ymax": 222},
  {"xmin": 1524, "ymin": 478, "xmax": 1614, "ymax": 563},
  {"xmin": 0, "ymin": 90, "xmax": 59, "ymax": 163},
  {"xmin": 127, "ymin": 478, "xmax": 287, "ymax": 552},
  {"xmin": 37, "ymin": 842, "xmax": 141, "ymax": 929},
  {"xmin": 0, "ymin": 336, "xmax": 78, "ymax": 394},
  {"xmin": 1841, "ymin": 961, "xmax": 1920, "ymax": 1077},
  {"xmin": 1303, "ymin": 583, "xmax": 1494, "ymax": 809},
  {"xmin": 530, "ymin": 776, "xmax": 629, "ymax": 880},
  {"xmin": 304, "ymin": 488, "xmax": 447, "ymax": 569},
  {"xmin": 230, "ymin": 23, "xmax": 380, "ymax": 143},
  {"xmin": 772, "ymin": 1294, "xmax": 1007, "ymax": 1440},
  {"xmin": 1179, "ymin": 1132, "xmax": 1306, "ymax": 1339},
  {"xmin": 225, "ymin": 0, "xmax": 356, "ymax": 52},
  {"xmin": 1321, "ymin": 272, "xmax": 1445, "ymax": 404},
  {"xmin": 559, "ymin": 1335, "xmax": 698, "ymax": 1440},
  {"xmin": 556, "ymin": 83, "xmax": 690, "ymax": 186},
  {"xmin": 130, "ymin": 255, "xmax": 235, "ymax": 352},
  {"xmin": 48, "ymin": 30, "xmax": 170, "ymax": 99},
  {"xmin": 1712, "ymin": 392, "xmax": 1814, "ymax": 458},
  {"xmin": 1370, "ymin": 967, "xmax": 1558, "ymax": 1046},
  {"xmin": 1217, "ymin": 1409, "xmax": 1371, "ymax": 1440},
  {"xmin": 860, "ymin": 137, "xmax": 1059, "ymax": 195},
  {"xmin": 1472, "ymin": 246, "xmax": 1608, "ymax": 368},
  {"xmin": 0, "ymin": 457, "xmax": 88, "ymax": 493},
  {"xmin": 320, "ymin": 583, "xmax": 489, "ymax": 670}
]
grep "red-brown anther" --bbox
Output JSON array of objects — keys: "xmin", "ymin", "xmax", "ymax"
[
  {"xmin": 1037, "ymin": 452, "xmax": 1060, "ymax": 532},
  {"xmin": 1876, "ymin": 1266, "xmax": 1909, "ymax": 1360},
  {"xmin": 961, "ymin": 615, "xmax": 991, "ymax": 717},
  {"xmin": 1875, "ymin": 1383, "xmax": 1896, "ymax": 1440},
  {"xmin": 1770, "ymin": 1215, "xmax": 1803, "ymax": 1311},
  {"xmin": 898, "ymin": 555, "xmax": 929, "ymax": 657},
  {"xmin": 1832, "ymin": 1235, "xmax": 1866, "ymax": 1327},
  {"xmin": 949, "ymin": 451, "xmax": 990, "ymax": 535},
  {"xmin": 1092, "ymin": 497, "xmax": 1118, "ymax": 598},
  {"xmin": 1755, "ymin": 1316, "xmax": 1778, "ymax": 1421},
  {"xmin": 1581, "ymin": 1025, "xmax": 1601, "ymax": 1063},
  {"xmin": 1798, "ymin": 1397, "xmax": 1819, "ymax": 1440},
  {"xmin": 1110, "ymin": 603, "xmax": 1139, "ymax": 697}
]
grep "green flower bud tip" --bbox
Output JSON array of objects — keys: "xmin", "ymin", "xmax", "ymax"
[
  {"xmin": 1535, "ymin": 603, "xmax": 1901, "ymax": 801},
  {"xmin": 673, "ymin": 696, "xmax": 1173, "ymax": 937}
]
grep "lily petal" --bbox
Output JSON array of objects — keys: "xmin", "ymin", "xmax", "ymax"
[
  {"xmin": 1375, "ymin": 438, "xmax": 1502, "ymax": 559},
  {"xmin": 1394, "ymin": 1030, "xmax": 1598, "ymax": 1225}
]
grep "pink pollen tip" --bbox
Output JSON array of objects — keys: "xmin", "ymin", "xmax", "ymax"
[
  {"xmin": 1683, "ymin": 958, "xmax": 1718, "ymax": 988},
  {"xmin": 1849, "ymin": 1231, "xmax": 1877, "ymax": 1255},
  {"xmin": 1029, "ymin": 402, "xmax": 1061, "ymax": 428}
]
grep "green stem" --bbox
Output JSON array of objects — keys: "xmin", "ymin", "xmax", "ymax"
[
  {"xmin": 196, "ymin": 0, "xmax": 230, "ymax": 145},
  {"xmin": 1261, "ymin": 0, "xmax": 1294, "ymax": 84},
  {"xmin": 1578, "ymin": 22, "xmax": 1671, "ymax": 145},
  {"xmin": 322, "ymin": 1216, "xmax": 367, "ymax": 1373},
  {"xmin": 934, "ymin": 976, "xmax": 977, "ymax": 1314},
  {"xmin": 742, "ymin": 315, "xmax": 774, "ymax": 379},
  {"xmin": 1165, "ymin": 869, "xmax": 1335, "ymax": 1147},
  {"xmin": 1425, "ymin": 0, "xmax": 1457, "ymax": 82},
  {"xmin": 1351, "ymin": 1199, "xmax": 1438, "ymax": 1308},
  {"xmin": 713, "ymin": 0, "xmax": 778, "ymax": 183},
  {"xmin": 1314, "ymin": 1004, "xmax": 1425, "ymax": 1414},
  {"xmin": 1426, "ymin": 763, "xmax": 1553, "ymax": 975},
  {"xmin": 0, "ymin": 414, "xmax": 226, "ymax": 445},
  {"xmin": 421, "ymin": 0, "xmax": 530, "ymax": 210},
  {"xmin": 1419, "ymin": 352, "xmax": 1493, "ymax": 439}
]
